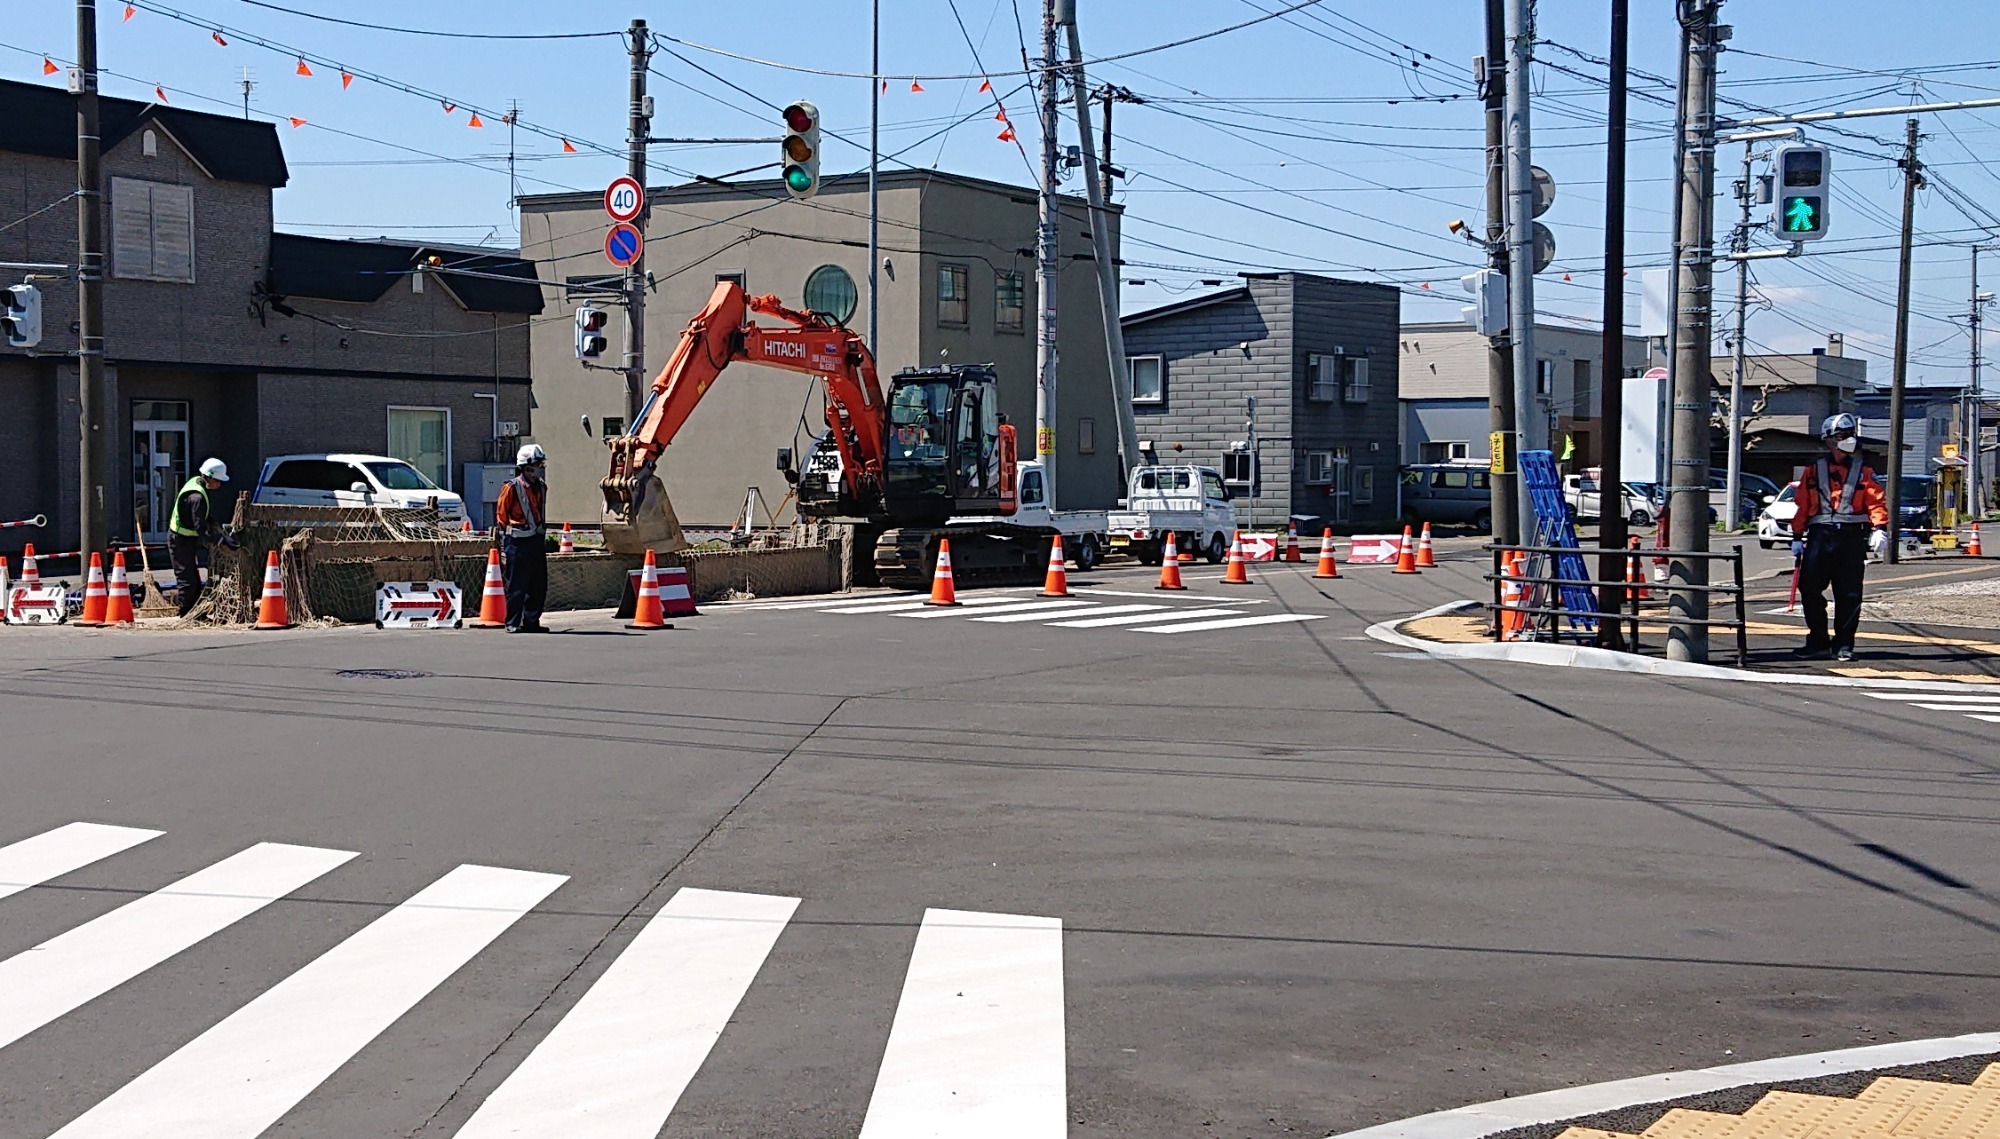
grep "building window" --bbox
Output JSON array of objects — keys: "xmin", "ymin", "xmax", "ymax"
[
  {"xmin": 1354, "ymin": 465, "xmax": 1376, "ymax": 506},
  {"xmin": 1572, "ymin": 359, "xmax": 1593, "ymax": 415},
  {"xmin": 1221, "ymin": 448, "xmax": 1256, "ymax": 487},
  {"xmin": 1308, "ymin": 354, "xmax": 1340, "ymax": 401},
  {"xmin": 1343, "ymin": 357, "xmax": 1370, "ymax": 403},
  {"xmin": 1128, "ymin": 355, "xmax": 1164, "ymax": 404},
  {"xmin": 1306, "ymin": 450, "xmax": 1335, "ymax": 484},
  {"xmin": 141, "ymin": 129, "xmax": 158, "ymax": 158},
  {"xmin": 936, "ymin": 263, "xmax": 969, "ymax": 326},
  {"xmin": 1420, "ymin": 441, "xmax": 1469, "ymax": 463},
  {"xmin": 994, "ymin": 269, "xmax": 1025, "ymax": 331},
  {"xmin": 601, "ymin": 416, "xmax": 625, "ymax": 438},
  {"xmin": 803, "ymin": 264, "xmax": 858, "ymax": 323},
  {"xmin": 387, "ymin": 407, "xmax": 451, "ymax": 492},
  {"xmin": 1536, "ymin": 359, "xmax": 1555, "ymax": 397},
  {"xmin": 1077, "ymin": 417, "xmax": 1096, "ymax": 454},
  {"xmin": 715, "ymin": 270, "xmax": 746, "ymax": 292},
  {"xmin": 110, "ymin": 177, "xmax": 194, "ymax": 283}
]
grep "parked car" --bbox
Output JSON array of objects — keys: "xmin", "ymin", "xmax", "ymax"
[
  {"xmin": 1562, "ymin": 474, "xmax": 1655, "ymax": 525},
  {"xmin": 1756, "ymin": 482, "xmax": 1797, "ymax": 548},
  {"xmin": 1399, "ymin": 463, "xmax": 1493, "ymax": 532},
  {"xmin": 252, "ymin": 453, "xmax": 467, "ymax": 521}
]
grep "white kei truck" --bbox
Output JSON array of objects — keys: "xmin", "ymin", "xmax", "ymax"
[{"xmin": 1105, "ymin": 465, "xmax": 1238, "ymax": 565}]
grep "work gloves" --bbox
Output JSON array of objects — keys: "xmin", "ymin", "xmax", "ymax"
[
  {"xmin": 1868, "ymin": 529, "xmax": 1889, "ymax": 556},
  {"xmin": 1790, "ymin": 539, "xmax": 1804, "ymax": 560}
]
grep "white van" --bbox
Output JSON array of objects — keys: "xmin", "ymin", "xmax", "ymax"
[{"xmin": 252, "ymin": 453, "xmax": 466, "ymax": 522}]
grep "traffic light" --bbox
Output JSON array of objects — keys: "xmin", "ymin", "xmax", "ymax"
[
  {"xmin": 2, "ymin": 284, "xmax": 42, "ymax": 349},
  {"xmin": 781, "ymin": 101, "xmax": 820, "ymax": 199},
  {"xmin": 574, "ymin": 304, "xmax": 608, "ymax": 361},
  {"xmin": 1772, "ymin": 143, "xmax": 1830, "ymax": 242},
  {"xmin": 1459, "ymin": 269, "xmax": 1506, "ymax": 336}
]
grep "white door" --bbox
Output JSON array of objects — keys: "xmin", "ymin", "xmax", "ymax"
[
  {"xmin": 1329, "ymin": 452, "xmax": 1352, "ymax": 526},
  {"xmin": 131, "ymin": 401, "xmax": 190, "ymax": 542}
]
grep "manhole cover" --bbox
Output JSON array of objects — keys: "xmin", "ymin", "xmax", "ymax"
[{"xmin": 335, "ymin": 668, "xmax": 434, "ymax": 681}]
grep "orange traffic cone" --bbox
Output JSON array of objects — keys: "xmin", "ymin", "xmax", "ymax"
[
  {"xmin": 1312, "ymin": 527, "xmax": 1341, "ymax": 579},
  {"xmin": 0, "ymin": 557, "xmax": 9, "ymax": 606},
  {"xmin": 105, "ymin": 551, "xmax": 135, "ymax": 625},
  {"xmin": 252, "ymin": 550, "xmax": 292, "ymax": 629},
  {"xmin": 19, "ymin": 543, "xmax": 39, "ymax": 586},
  {"xmin": 1968, "ymin": 522, "xmax": 1983, "ymax": 557},
  {"xmin": 925, "ymin": 538, "xmax": 961, "ymax": 606},
  {"xmin": 558, "ymin": 522, "xmax": 575, "ymax": 555},
  {"xmin": 1415, "ymin": 522, "xmax": 1437, "ymax": 567},
  {"xmin": 77, "ymin": 552, "xmax": 109, "ymax": 626},
  {"xmin": 1284, "ymin": 520, "xmax": 1301, "ymax": 562},
  {"xmin": 471, "ymin": 548, "xmax": 508, "ymax": 628},
  {"xmin": 1039, "ymin": 535, "xmax": 1070, "ymax": 597},
  {"xmin": 1156, "ymin": 532, "xmax": 1187, "ymax": 590},
  {"xmin": 1221, "ymin": 531, "xmax": 1252, "ymax": 585},
  {"xmin": 1498, "ymin": 554, "xmax": 1522, "ymax": 640},
  {"xmin": 1626, "ymin": 536, "xmax": 1649, "ymax": 601},
  {"xmin": 1392, "ymin": 525, "xmax": 1420, "ymax": 573},
  {"xmin": 627, "ymin": 549, "xmax": 671, "ymax": 629},
  {"xmin": 1179, "ymin": 534, "xmax": 1198, "ymax": 563},
  {"xmin": 461, "ymin": 517, "xmax": 473, "ymax": 533}
]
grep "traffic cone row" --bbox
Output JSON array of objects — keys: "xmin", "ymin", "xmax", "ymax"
[
  {"xmin": 627, "ymin": 548, "xmax": 671, "ymax": 629},
  {"xmin": 1415, "ymin": 522, "xmax": 1436, "ymax": 568},
  {"xmin": 472, "ymin": 548, "xmax": 508, "ymax": 628},
  {"xmin": 252, "ymin": 550, "xmax": 292, "ymax": 629},
  {"xmin": 1220, "ymin": 531, "xmax": 1252, "ymax": 585},
  {"xmin": 1391, "ymin": 525, "xmax": 1420, "ymax": 574},
  {"xmin": 1313, "ymin": 527, "xmax": 1341, "ymax": 579},
  {"xmin": 1039, "ymin": 535, "xmax": 1070, "ymax": 597},
  {"xmin": 1156, "ymin": 532, "xmax": 1186, "ymax": 590},
  {"xmin": 77, "ymin": 553, "xmax": 108, "ymax": 626},
  {"xmin": 559, "ymin": 522, "xmax": 575, "ymax": 555},
  {"xmin": 925, "ymin": 539, "xmax": 960, "ymax": 606}
]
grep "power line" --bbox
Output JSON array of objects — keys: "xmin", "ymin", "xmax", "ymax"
[{"xmin": 231, "ymin": 0, "xmax": 624, "ymax": 40}]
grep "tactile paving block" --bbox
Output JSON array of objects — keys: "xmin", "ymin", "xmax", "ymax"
[{"xmin": 1553, "ymin": 1063, "xmax": 2000, "ymax": 1139}]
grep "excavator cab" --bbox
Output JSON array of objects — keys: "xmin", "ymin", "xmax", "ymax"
[{"xmin": 877, "ymin": 365, "xmax": 1010, "ymax": 522}]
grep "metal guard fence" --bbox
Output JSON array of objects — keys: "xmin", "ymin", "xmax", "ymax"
[{"xmin": 1485, "ymin": 542, "xmax": 1751, "ymax": 667}]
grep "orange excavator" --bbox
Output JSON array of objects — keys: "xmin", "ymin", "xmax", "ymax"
[{"xmin": 602, "ymin": 280, "xmax": 1035, "ymax": 587}]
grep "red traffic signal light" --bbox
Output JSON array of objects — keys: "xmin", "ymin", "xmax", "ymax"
[{"xmin": 783, "ymin": 103, "xmax": 814, "ymax": 133}]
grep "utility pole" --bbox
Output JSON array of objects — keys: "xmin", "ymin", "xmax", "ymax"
[
  {"xmin": 1595, "ymin": 0, "xmax": 1629, "ymax": 637},
  {"xmin": 1972, "ymin": 246, "xmax": 1988, "ymax": 517},
  {"xmin": 868, "ymin": 0, "xmax": 879, "ymax": 357},
  {"xmin": 1725, "ymin": 140, "xmax": 1753, "ymax": 535},
  {"xmin": 1666, "ymin": 0, "xmax": 1724, "ymax": 662},
  {"xmin": 76, "ymin": 0, "xmax": 107, "ymax": 557},
  {"xmin": 1886, "ymin": 117, "xmax": 1922, "ymax": 564},
  {"xmin": 623, "ymin": 19, "xmax": 651, "ymax": 427},
  {"xmin": 1482, "ymin": 0, "xmax": 1519, "ymax": 547},
  {"xmin": 1097, "ymin": 87, "xmax": 1115, "ymax": 202},
  {"xmin": 1063, "ymin": 6, "xmax": 1141, "ymax": 478},
  {"xmin": 1035, "ymin": 0, "xmax": 1061, "ymax": 496},
  {"xmin": 1502, "ymin": 0, "xmax": 1539, "ymax": 545}
]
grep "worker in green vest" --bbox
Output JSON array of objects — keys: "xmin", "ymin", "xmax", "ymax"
[{"xmin": 168, "ymin": 457, "xmax": 235, "ymax": 617}]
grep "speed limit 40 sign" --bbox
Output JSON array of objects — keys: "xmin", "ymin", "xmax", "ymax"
[{"xmin": 604, "ymin": 176, "xmax": 644, "ymax": 223}]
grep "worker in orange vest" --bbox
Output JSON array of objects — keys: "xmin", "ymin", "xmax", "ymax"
[
  {"xmin": 1789, "ymin": 414, "xmax": 1890, "ymax": 662},
  {"xmin": 494, "ymin": 444, "xmax": 550, "ymax": 633}
]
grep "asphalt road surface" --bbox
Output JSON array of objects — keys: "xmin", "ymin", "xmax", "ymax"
[{"xmin": 1, "ymin": 547, "xmax": 1995, "ymax": 1139}]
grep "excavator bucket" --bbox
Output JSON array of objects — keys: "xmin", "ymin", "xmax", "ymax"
[{"xmin": 601, "ymin": 473, "xmax": 689, "ymax": 555}]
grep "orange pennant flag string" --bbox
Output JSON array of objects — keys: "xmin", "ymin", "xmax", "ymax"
[
  {"xmin": 211, "ymin": 31, "xmax": 227, "ymax": 47},
  {"xmin": 295, "ymin": 58, "xmax": 313, "ymax": 77},
  {"xmin": 442, "ymin": 101, "xmax": 456, "ymax": 114},
  {"xmin": 995, "ymin": 108, "xmax": 1008, "ymax": 122},
  {"xmin": 979, "ymin": 79, "xmax": 992, "ymax": 92},
  {"xmin": 288, "ymin": 117, "xmax": 307, "ymax": 128},
  {"xmin": 123, "ymin": 5, "xmax": 135, "ymax": 21},
  {"xmin": 561, "ymin": 138, "xmax": 577, "ymax": 153},
  {"xmin": 880, "ymin": 79, "xmax": 888, "ymax": 93},
  {"xmin": 909, "ymin": 80, "xmax": 924, "ymax": 93},
  {"xmin": 43, "ymin": 57, "xmax": 60, "ymax": 75},
  {"xmin": 997, "ymin": 127, "xmax": 1016, "ymax": 142},
  {"xmin": 467, "ymin": 113, "xmax": 484, "ymax": 128},
  {"xmin": 1419, "ymin": 281, "xmax": 1430, "ymax": 289},
  {"xmin": 155, "ymin": 85, "xmax": 168, "ymax": 103},
  {"xmin": 340, "ymin": 71, "xmax": 353, "ymax": 89}
]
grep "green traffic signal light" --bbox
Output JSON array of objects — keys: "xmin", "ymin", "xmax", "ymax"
[
  {"xmin": 1782, "ymin": 196, "xmax": 1821, "ymax": 233},
  {"xmin": 784, "ymin": 166, "xmax": 815, "ymax": 193}
]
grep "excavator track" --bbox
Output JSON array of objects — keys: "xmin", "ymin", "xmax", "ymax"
[{"xmin": 873, "ymin": 523, "xmax": 1048, "ymax": 591}]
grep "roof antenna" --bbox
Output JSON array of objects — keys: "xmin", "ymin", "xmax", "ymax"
[{"xmin": 240, "ymin": 67, "xmax": 254, "ymax": 120}]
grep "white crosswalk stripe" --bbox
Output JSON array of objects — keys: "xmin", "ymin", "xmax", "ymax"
[
  {"xmin": 454, "ymin": 887, "xmax": 798, "ymax": 1139},
  {"xmin": 0, "ymin": 821, "xmax": 160, "ymax": 902},
  {"xmin": 0, "ymin": 825, "xmax": 1071, "ymax": 1137},
  {"xmin": 48, "ymin": 863, "xmax": 565, "ymax": 1139},
  {"xmin": 1047, "ymin": 606, "xmax": 1238, "ymax": 628},
  {"xmin": 1860, "ymin": 687, "xmax": 2000, "ymax": 733},
  {"xmin": 1135, "ymin": 613, "xmax": 1328, "ymax": 634},
  {"xmin": 859, "ymin": 909, "xmax": 1066, "ymax": 1139},
  {"xmin": 722, "ymin": 590, "xmax": 1327, "ymax": 637},
  {"xmin": 0, "ymin": 841, "xmax": 355, "ymax": 1052}
]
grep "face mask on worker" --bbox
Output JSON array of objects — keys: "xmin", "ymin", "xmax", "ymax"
[{"xmin": 1835, "ymin": 436, "xmax": 1858, "ymax": 454}]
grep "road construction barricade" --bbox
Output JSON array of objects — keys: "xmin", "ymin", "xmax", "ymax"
[
  {"xmin": 1485, "ymin": 541, "xmax": 1750, "ymax": 666},
  {"xmin": 1346, "ymin": 534, "xmax": 1405, "ymax": 565}
]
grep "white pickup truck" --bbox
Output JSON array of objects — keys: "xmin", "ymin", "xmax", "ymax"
[
  {"xmin": 1106, "ymin": 464, "xmax": 1237, "ymax": 565},
  {"xmin": 998, "ymin": 460, "xmax": 1110, "ymax": 570}
]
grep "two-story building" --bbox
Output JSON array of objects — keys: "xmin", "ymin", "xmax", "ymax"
[
  {"xmin": 1119, "ymin": 273, "xmax": 1401, "ymax": 532},
  {"xmin": 0, "ymin": 77, "xmax": 539, "ymax": 554}
]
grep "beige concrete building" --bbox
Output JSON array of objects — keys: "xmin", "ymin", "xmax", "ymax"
[
  {"xmin": 518, "ymin": 169, "xmax": 1122, "ymax": 528},
  {"xmin": 1398, "ymin": 322, "xmax": 1652, "ymax": 468}
]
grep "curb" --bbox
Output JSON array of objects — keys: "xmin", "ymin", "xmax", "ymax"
[
  {"xmin": 1366, "ymin": 601, "xmax": 1990, "ymax": 691},
  {"xmin": 1323, "ymin": 1031, "xmax": 2000, "ymax": 1139}
]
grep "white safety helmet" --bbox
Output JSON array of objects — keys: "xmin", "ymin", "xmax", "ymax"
[
  {"xmin": 198, "ymin": 457, "xmax": 229, "ymax": 482},
  {"xmin": 516, "ymin": 443, "xmax": 547, "ymax": 467},
  {"xmin": 1819, "ymin": 412, "xmax": 1859, "ymax": 439}
]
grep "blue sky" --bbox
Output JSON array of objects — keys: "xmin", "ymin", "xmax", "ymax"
[{"xmin": 5, "ymin": 1, "xmax": 1997, "ymax": 391}]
